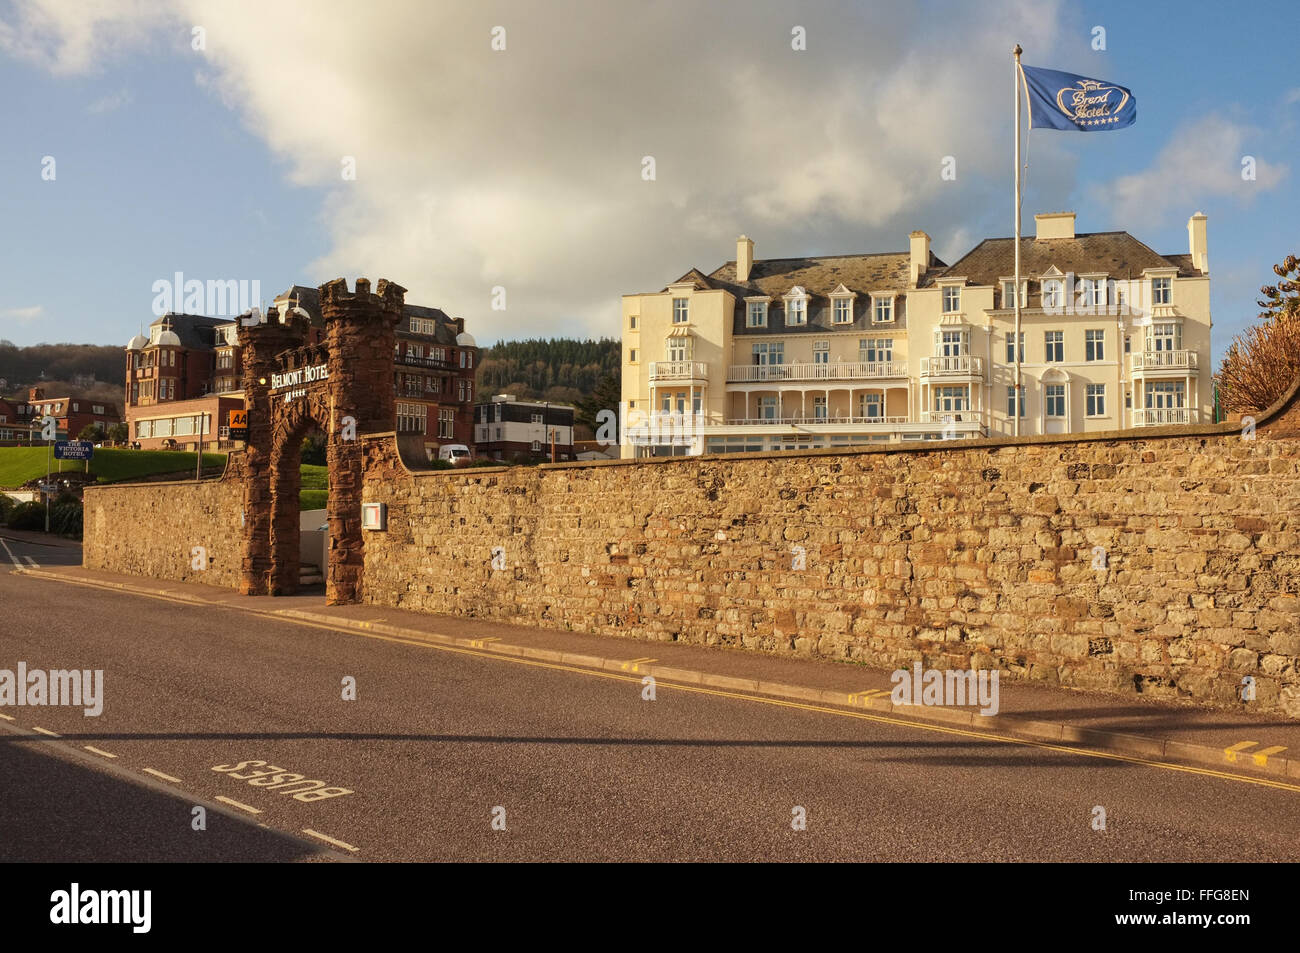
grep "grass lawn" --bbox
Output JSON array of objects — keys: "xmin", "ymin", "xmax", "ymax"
[
  {"xmin": 300, "ymin": 464, "xmax": 328, "ymax": 490},
  {"xmin": 300, "ymin": 489, "xmax": 328, "ymax": 510},
  {"xmin": 0, "ymin": 446, "xmax": 227, "ymax": 488}
]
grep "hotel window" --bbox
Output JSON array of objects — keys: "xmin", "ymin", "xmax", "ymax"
[
  {"xmin": 872, "ymin": 296, "xmax": 893, "ymax": 323},
  {"xmin": 1114, "ymin": 281, "xmax": 1130, "ymax": 311},
  {"xmin": 629, "ymin": 348, "xmax": 638, "ymax": 363},
  {"xmin": 747, "ymin": 301, "xmax": 768, "ymax": 328},
  {"xmin": 1041, "ymin": 279, "xmax": 1063, "ymax": 309},
  {"xmin": 410, "ymin": 317, "xmax": 435, "ymax": 334},
  {"xmin": 758, "ymin": 396, "xmax": 778, "ymax": 420},
  {"xmin": 1148, "ymin": 322, "xmax": 1181, "ymax": 352},
  {"xmin": 752, "ymin": 341, "xmax": 784, "ymax": 365},
  {"xmin": 942, "ymin": 286, "xmax": 961, "ymax": 313},
  {"xmin": 1085, "ymin": 329, "xmax": 1105, "ymax": 362},
  {"xmin": 833, "ymin": 298, "xmax": 852, "ymax": 324},
  {"xmin": 155, "ymin": 417, "xmax": 173, "ymax": 437},
  {"xmin": 813, "ymin": 396, "xmax": 828, "ymax": 420},
  {"xmin": 495, "ymin": 427, "xmax": 503, "ymax": 440},
  {"xmin": 940, "ymin": 330, "xmax": 965, "ymax": 357},
  {"xmin": 813, "ymin": 340, "xmax": 829, "ymax": 364},
  {"xmin": 672, "ymin": 298, "xmax": 689, "ymax": 323},
  {"xmin": 458, "ymin": 379, "xmax": 472, "ymax": 402},
  {"xmin": 861, "ymin": 393, "xmax": 883, "ymax": 419},
  {"xmin": 408, "ymin": 343, "xmax": 424, "ymax": 358},
  {"xmin": 438, "ymin": 408, "xmax": 455, "ymax": 438},
  {"xmin": 494, "ymin": 404, "xmax": 502, "ymax": 422},
  {"xmin": 666, "ymin": 337, "xmax": 691, "ymax": 362},
  {"xmin": 934, "ymin": 386, "xmax": 969, "ymax": 414},
  {"xmin": 1044, "ymin": 330, "xmax": 1064, "ymax": 362},
  {"xmin": 786, "ymin": 297, "xmax": 807, "ymax": 326},
  {"xmin": 860, "ymin": 338, "xmax": 893, "ymax": 364},
  {"xmin": 1045, "ymin": 384, "xmax": 1066, "ymax": 418},
  {"xmin": 405, "ymin": 375, "xmax": 421, "ymax": 397},
  {"xmin": 693, "ymin": 394, "xmax": 702, "ymax": 415},
  {"xmin": 1086, "ymin": 384, "xmax": 1106, "ymax": 417},
  {"xmin": 137, "ymin": 420, "xmax": 152, "ymax": 439},
  {"xmin": 1145, "ymin": 380, "xmax": 1185, "ymax": 409},
  {"xmin": 1005, "ymin": 332, "xmax": 1024, "ymax": 363},
  {"xmin": 1081, "ymin": 278, "xmax": 1106, "ymax": 309},
  {"xmin": 629, "ymin": 315, "xmax": 637, "ymax": 330},
  {"xmin": 1005, "ymin": 385, "xmax": 1026, "ymax": 418},
  {"xmin": 1002, "ymin": 281, "xmax": 1025, "ymax": 309},
  {"xmin": 531, "ymin": 440, "xmax": 542, "ymax": 452},
  {"xmin": 531, "ymin": 413, "xmax": 543, "ymax": 424},
  {"xmin": 1152, "ymin": 277, "xmax": 1172, "ymax": 305}
]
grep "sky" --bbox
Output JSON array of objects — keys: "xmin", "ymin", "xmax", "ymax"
[{"xmin": 0, "ymin": 0, "xmax": 1296, "ymax": 366}]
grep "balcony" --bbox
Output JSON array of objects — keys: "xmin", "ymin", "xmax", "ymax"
[
  {"xmin": 920, "ymin": 355, "xmax": 983, "ymax": 378},
  {"xmin": 398, "ymin": 353, "xmax": 454, "ymax": 371},
  {"xmin": 649, "ymin": 360, "xmax": 709, "ymax": 382},
  {"xmin": 1133, "ymin": 407, "xmax": 1197, "ymax": 426},
  {"xmin": 726, "ymin": 361, "xmax": 907, "ymax": 383},
  {"xmin": 1131, "ymin": 350, "xmax": 1198, "ymax": 374},
  {"xmin": 724, "ymin": 414, "xmax": 909, "ymax": 426}
]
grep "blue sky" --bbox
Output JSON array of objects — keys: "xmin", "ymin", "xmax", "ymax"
[{"xmin": 0, "ymin": 0, "xmax": 1296, "ymax": 366}]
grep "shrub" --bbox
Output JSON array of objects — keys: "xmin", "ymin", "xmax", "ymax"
[{"xmin": 6, "ymin": 501, "xmax": 45, "ymax": 531}]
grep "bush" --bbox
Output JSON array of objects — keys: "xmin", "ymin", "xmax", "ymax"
[
  {"xmin": 6, "ymin": 501, "xmax": 45, "ymax": 531},
  {"xmin": 0, "ymin": 494, "xmax": 13, "ymax": 522},
  {"xmin": 51, "ymin": 500, "xmax": 82, "ymax": 539}
]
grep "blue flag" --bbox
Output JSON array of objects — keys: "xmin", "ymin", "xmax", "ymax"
[{"xmin": 1021, "ymin": 64, "xmax": 1136, "ymax": 131}]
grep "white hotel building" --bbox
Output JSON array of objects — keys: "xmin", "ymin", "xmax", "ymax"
[{"xmin": 619, "ymin": 211, "xmax": 1212, "ymax": 457}]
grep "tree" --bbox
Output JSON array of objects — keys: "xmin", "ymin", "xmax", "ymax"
[
  {"xmin": 301, "ymin": 434, "xmax": 327, "ymax": 466},
  {"xmin": 1218, "ymin": 254, "xmax": 1300, "ymax": 414},
  {"xmin": 575, "ymin": 371, "xmax": 621, "ymax": 432},
  {"xmin": 78, "ymin": 423, "xmax": 105, "ymax": 442},
  {"xmin": 107, "ymin": 422, "xmax": 129, "ymax": 445}
]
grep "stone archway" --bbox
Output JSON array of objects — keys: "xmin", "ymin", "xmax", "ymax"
[{"xmin": 236, "ymin": 278, "xmax": 406, "ymax": 605}]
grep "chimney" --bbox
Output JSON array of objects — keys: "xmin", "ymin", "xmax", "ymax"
[
  {"xmin": 1188, "ymin": 212, "xmax": 1208, "ymax": 274},
  {"xmin": 1035, "ymin": 212, "xmax": 1075, "ymax": 240},
  {"xmin": 736, "ymin": 235, "xmax": 754, "ymax": 282},
  {"xmin": 909, "ymin": 231, "xmax": 931, "ymax": 287}
]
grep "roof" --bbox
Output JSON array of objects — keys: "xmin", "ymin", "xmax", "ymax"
[
  {"xmin": 148, "ymin": 313, "xmax": 232, "ymax": 350},
  {"xmin": 693, "ymin": 250, "xmax": 946, "ymax": 335},
  {"xmin": 275, "ymin": 285, "xmax": 468, "ymax": 347},
  {"xmin": 930, "ymin": 231, "xmax": 1202, "ymax": 297}
]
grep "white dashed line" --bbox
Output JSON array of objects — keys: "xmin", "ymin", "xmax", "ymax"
[
  {"xmin": 302, "ymin": 828, "xmax": 360, "ymax": 853},
  {"xmin": 32, "ymin": 726, "xmax": 60, "ymax": 737},
  {"xmin": 0, "ymin": 538, "xmax": 21, "ymax": 570},
  {"xmin": 23, "ymin": 556, "xmax": 38, "ymax": 568},
  {"xmin": 143, "ymin": 767, "xmax": 182, "ymax": 783},
  {"xmin": 215, "ymin": 795, "xmax": 262, "ymax": 815},
  {"xmin": 83, "ymin": 745, "xmax": 117, "ymax": 759}
]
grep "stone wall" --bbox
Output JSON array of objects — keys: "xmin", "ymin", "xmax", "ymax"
[
  {"xmin": 82, "ymin": 460, "xmax": 245, "ymax": 589},
  {"xmin": 360, "ymin": 382, "xmax": 1300, "ymax": 716}
]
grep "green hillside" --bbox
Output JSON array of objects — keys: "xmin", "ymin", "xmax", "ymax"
[{"xmin": 0, "ymin": 447, "xmax": 228, "ymax": 488}]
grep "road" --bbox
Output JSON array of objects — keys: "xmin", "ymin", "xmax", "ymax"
[{"xmin": 1, "ymin": 554, "xmax": 1299, "ymax": 862}]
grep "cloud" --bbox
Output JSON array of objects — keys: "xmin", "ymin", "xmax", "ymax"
[
  {"xmin": 2, "ymin": 306, "xmax": 44, "ymax": 323},
  {"xmin": 1090, "ymin": 114, "xmax": 1288, "ymax": 229},
  {"xmin": 0, "ymin": 0, "xmax": 1071, "ymax": 342},
  {"xmin": 86, "ymin": 87, "xmax": 132, "ymax": 114},
  {"xmin": 1286, "ymin": 88, "xmax": 1300, "ymax": 105}
]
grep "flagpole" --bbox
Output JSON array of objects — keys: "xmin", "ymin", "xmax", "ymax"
[{"xmin": 1013, "ymin": 43, "xmax": 1023, "ymax": 438}]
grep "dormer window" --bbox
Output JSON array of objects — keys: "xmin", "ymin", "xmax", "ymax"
[
  {"xmin": 1079, "ymin": 277, "xmax": 1107, "ymax": 309},
  {"xmin": 1001, "ymin": 280, "xmax": 1026, "ymax": 309},
  {"xmin": 672, "ymin": 298, "xmax": 689, "ymax": 323},
  {"xmin": 746, "ymin": 298, "xmax": 769, "ymax": 328},
  {"xmin": 1152, "ymin": 277, "xmax": 1171, "ymax": 305},
  {"xmin": 942, "ymin": 285, "xmax": 961, "ymax": 314},
  {"xmin": 833, "ymin": 298, "xmax": 851, "ymax": 324},
  {"xmin": 872, "ymin": 295, "xmax": 894, "ymax": 323},
  {"xmin": 784, "ymin": 287, "xmax": 809, "ymax": 326},
  {"xmin": 1042, "ymin": 279, "xmax": 1064, "ymax": 310}
]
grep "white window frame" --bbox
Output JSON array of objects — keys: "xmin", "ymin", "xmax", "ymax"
[
  {"xmin": 1084, "ymin": 329, "xmax": 1105, "ymax": 362},
  {"xmin": 941, "ymin": 285, "xmax": 961, "ymax": 314},
  {"xmin": 672, "ymin": 298, "xmax": 689, "ymax": 324},
  {"xmin": 746, "ymin": 300, "xmax": 769, "ymax": 328},
  {"xmin": 1086, "ymin": 383, "xmax": 1106, "ymax": 417},
  {"xmin": 1044, "ymin": 330, "xmax": 1064, "ymax": 363}
]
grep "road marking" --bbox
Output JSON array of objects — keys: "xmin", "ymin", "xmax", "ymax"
[
  {"xmin": 1224, "ymin": 741, "xmax": 1258, "ymax": 763},
  {"xmin": 619, "ymin": 657, "xmax": 657, "ymax": 672},
  {"xmin": 143, "ymin": 767, "xmax": 182, "ymax": 783},
  {"xmin": 302, "ymin": 828, "xmax": 360, "ymax": 853},
  {"xmin": 26, "ymin": 572, "xmax": 1300, "ymax": 796},
  {"xmin": 0, "ymin": 537, "xmax": 21, "ymax": 570},
  {"xmin": 215, "ymin": 795, "xmax": 262, "ymax": 815},
  {"xmin": 23, "ymin": 556, "xmax": 38, "ymax": 568},
  {"xmin": 83, "ymin": 745, "xmax": 117, "ymax": 759},
  {"xmin": 847, "ymin": 689, "xmax": 891, "ymax": 704},
  {"xmin": 1253, "ymin": 745, "xmax": 1287, "ymax": 767},
  {"xmin": 31, "ymin": 726, "xmax": 59, "ymax": 737},
  {"xmin": 468, "ymin": 637, "xmax": 502, "ymax": 649}
]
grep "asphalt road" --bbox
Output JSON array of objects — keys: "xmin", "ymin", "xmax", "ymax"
[{"xmin": 1, "ymin": 560, "xmax": 1298, "ymax": 862}]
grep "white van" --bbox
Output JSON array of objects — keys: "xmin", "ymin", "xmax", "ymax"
[{"xmin": 438, "ymin": 444, "xmax": 472, "ymax": 464}]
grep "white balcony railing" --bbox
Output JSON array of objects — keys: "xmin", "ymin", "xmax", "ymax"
[
  {"xmin": 1131, "ymin": 350, "xmax": 1198, "ymax": 373},
  {"xmin": 648, "ymin": 360, "xmax": 709, "ymax": 382},
  {"xmin": 919, "ymin": 355, "xmax": 983, "ymax": 377},
  {"xmin": 1133, "ymin": 407, "xmax": 1196, "ymax": 426},
  {"xmin": 918, "ymin": 410, "xmax": 976, "ymax": 423},
  {"xmin": 726, "ymin": 361, "xmax": 907, "ymax": 383},
  {"xmin": 723, "ymin": 415, "xmax": 909, "ymax": 426}
]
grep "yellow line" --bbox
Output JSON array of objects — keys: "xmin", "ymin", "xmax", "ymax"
[
  {"xmin": 32, "ymin": 726, "xmax": 59, "ymax": 737},
  {"xmin": 272, "ymin": 613, "xmax": 1300, "ymax": 795},
  {"xmin": 1254, "ymin": 745, "xmax": 1287, "ymax": 767},
  {"xmin": 302, "ymin": 828, "xmax": 360, "ymax": 853},
  {"xmin": 83, "ymin": 745, "xmax": 117, "ymax": 759},
  {"xmin": 143, "ymin": 767, "xmax": 182, "ymax": 783},
  {"xmin": 27, "ymin": 573, "xmax": 1300, "ymax": 796},
  {"xmin": 1224, "ymin": 741, "xmax": 1258, "ymax": 763},
  {"xmin": 215, "ymin": 795, "xmax": 262, "ymax": 815}
]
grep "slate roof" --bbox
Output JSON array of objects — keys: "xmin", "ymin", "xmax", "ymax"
[
  {"xmin": 929, "ymin": 231, "xmax": 1203, "ymax": 307},
  {"xmin": 275, "ymin": 285, "xmax": 465, "ymax": 347},
  {"xmin": 685, "ymin": 250, "xmax": 947, "ymax": 335},
  {"xmin": 148, "ymin": 313, "xmax": 234, "ymax": 350}
]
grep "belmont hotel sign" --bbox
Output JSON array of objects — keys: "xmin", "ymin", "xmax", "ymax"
[{"xmin": 270, "ymin": 363, "xmax": 329, "ymax": 402}]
